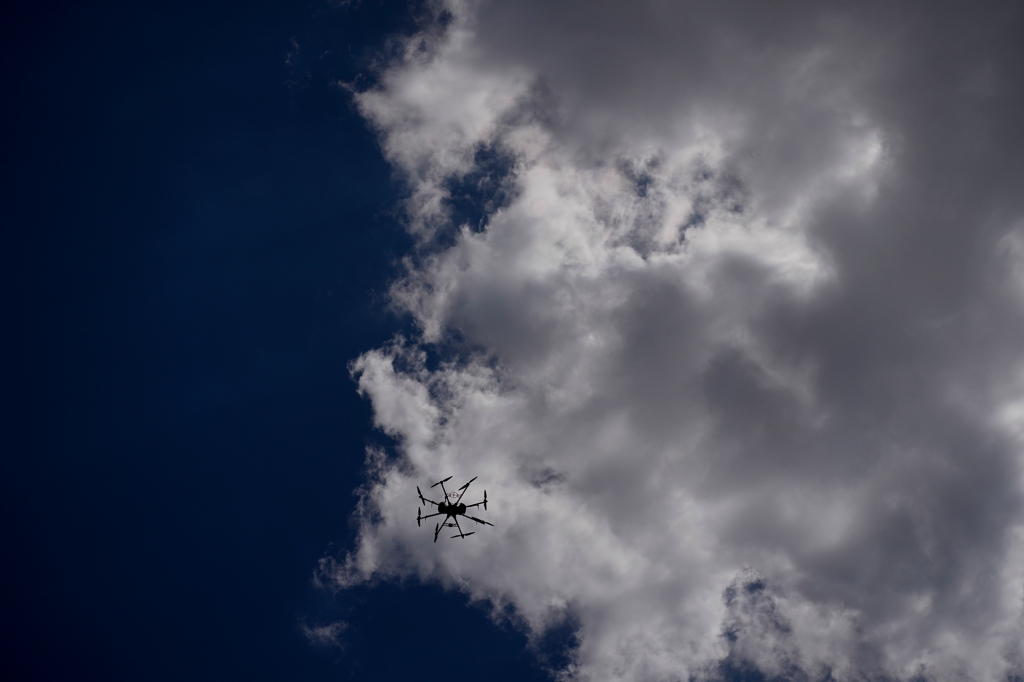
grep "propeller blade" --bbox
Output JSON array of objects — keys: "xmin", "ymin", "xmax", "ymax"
[
  {"xmin": 434, "ymin": 523, "xmax": 440, "ymax": 543},
  {"xmin": 467, "ymin": 516, "xmax": 493, "ymax": 526},
  {"xmin": 452, "ymin": 531, "xmax": 476, "ymax": 539},
  {"xmin": 430, "ymin": 476, "xmax": 453, "ymax": 488},
  {"xmin": 458, "ymin": 476, "xmax": 478, "ymax": 490},
  {"xmin": 417, "ymin": 508, "xmax": 421, "ymax": 527},
  {"xmin": 484, "ymin": 490, "xmax": 487, "ymax": 511}
]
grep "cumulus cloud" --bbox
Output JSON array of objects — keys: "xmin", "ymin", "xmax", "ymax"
[{"xmin": 329, "ymin": 1, "xmax": 1024, "ymax": 680}]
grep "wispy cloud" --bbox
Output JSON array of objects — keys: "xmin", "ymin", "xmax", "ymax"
[{"xmin": 301, "ymin": 620, "xmax": 348, "ymax": 648}]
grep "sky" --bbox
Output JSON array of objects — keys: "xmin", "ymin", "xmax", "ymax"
[{"xmin": 2, "ymin": 1, "xmax": 1024, "ymax": 682}]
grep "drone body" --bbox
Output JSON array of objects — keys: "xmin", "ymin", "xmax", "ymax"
[{"xmin": 417, "ymin": 476, "xmax": 493, "ymax": 542}]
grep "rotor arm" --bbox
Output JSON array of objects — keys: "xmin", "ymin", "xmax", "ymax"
[
  {"xmin": 464, "ymin": 490, "xmax": 487, "ymax": 511},
  {"xmin": 417, "ymin": 485, "xmax": 440, "ymax": 506},
  {"xmin": 454, "ymin": 476, "xmax": 477, "ymax": 505},
  {"xmin": 431, "ymin": 476, "xmax": 453, "ymax": 503}
]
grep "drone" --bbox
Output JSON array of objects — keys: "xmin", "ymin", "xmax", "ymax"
[{"xmin": 417, "ymin": 476, "xmax": 493, "ymax": 542}]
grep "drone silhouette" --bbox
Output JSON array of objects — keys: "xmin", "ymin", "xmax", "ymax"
[{"xmin": 417, "ymin": 476, "xmax": 493, "ymax": 542}]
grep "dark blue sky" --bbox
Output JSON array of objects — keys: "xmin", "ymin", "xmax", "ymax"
[{"xmin": 0, "ymin": 2, "xmax": 563, "ymax": 679}]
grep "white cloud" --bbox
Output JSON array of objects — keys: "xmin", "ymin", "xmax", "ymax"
[{"xmin": 330, "ymin": 1, "xmax": 1024, "ymax": 680}]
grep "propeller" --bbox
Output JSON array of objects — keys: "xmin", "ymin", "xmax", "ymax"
[
  {"xmin": 453, "ymin": 531, "xmax": 476, "ymax": 539},
  {"xmin": 434, "ymin": 522, "xmax": 440, "ymax": 543},
  {"xmin": 430, "ymin": 476, "xmax": 453, "ymax": 488},
  {"xmin": 468, "ymin": 515, "xmax": 493, "ymax": 526},
  {"xmin": 417, "ymin": 486, "xmax": 426, "ymax": 505},
  {"xmin": 417, "ymin": 508, "xmax": 421, "ymax": 527},
  {"xmin": 483, "ymin": 490, "xmax": 487, "ymax": 511},
  {"xmin": 458, "ymin": 476, "xmax": 478, "ymax": 490}
]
